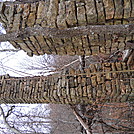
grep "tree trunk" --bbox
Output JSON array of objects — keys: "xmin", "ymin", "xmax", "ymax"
[{"xmin": 0, "ymin": 62, "xmax": 133, "ymax": 104}]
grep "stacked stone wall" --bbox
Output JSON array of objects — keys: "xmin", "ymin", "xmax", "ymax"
[
  {"xmin": 0, "ymin": 0, "xmax": 133, "ymax": 105},
  {"xmin": 0, "ymin": 62, "xmax": 133, "ymax": 104},
  {"xmin": 0, "ymin": 0, "xmax": 134, "ymax": 56}
]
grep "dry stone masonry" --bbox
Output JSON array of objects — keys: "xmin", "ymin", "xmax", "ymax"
[
  {"xmin": 0, "ymin": 0, "xmax": 134, "ymax": 56},
  {"xmin": 0, "ymin": 62, "xmax": 133, "ymax": 104},
  {"xmin": 0, "ymin": 0, "xmax": 133, "ymax": 104}
]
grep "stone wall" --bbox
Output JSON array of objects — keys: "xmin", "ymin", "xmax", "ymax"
[
  {"xmin": 0, "ymin": 0, "xmax": 133, "ymax": 104},
  {"xmin": 0, "ymin": 0, "xmax": 134, "ymax": 56},
  {"xmin": 2, "ymin": 0, "xmax": 134, "ymax": 29},
  {"xmin": 0, "ymin": 62, "xmax": 133, "ymax": 104}
]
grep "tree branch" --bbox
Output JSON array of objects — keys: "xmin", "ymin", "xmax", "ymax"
[
  {"xmin": 73, "ymin": 108, "xmax": 92, "ymax": 134},
  {"xmin": 0, "ymin": 49, "xmax": 20, "ymax": 52},
  {"xmin": 0, "ymin": 24, "xmax": 133, "ymax": 42},
  {"xmin": 5, "ymin": 106, "xmax": 15, "ymax": 118},
  {"xmin": 0, "ymin": 106, "xmax": 22, "ymax": 134}
]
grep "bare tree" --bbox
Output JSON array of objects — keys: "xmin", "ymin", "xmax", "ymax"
[
  {"xmin": 0, "ymin": 105, "xmax": 22, "ymax": 134},
  {"xmin": 0, "ymin": 104, "xmax": 51, "ymax": 134},
  {"xmin": 0, "ymin": 104, "xmax": 84, "ymax": 134}
]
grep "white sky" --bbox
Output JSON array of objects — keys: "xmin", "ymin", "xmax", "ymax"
[{"xmin": 0, "ymin": 41, "xmax": 39, "ymax": 77}]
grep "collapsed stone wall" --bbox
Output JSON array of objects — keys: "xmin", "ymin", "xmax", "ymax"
[
  {"xmin": 0, "ymin": 62, "xmax": 133, "ymax": 104},
  {"xmin": 0, "ymin": 0, "xmax": 134, "ymax": 56}
]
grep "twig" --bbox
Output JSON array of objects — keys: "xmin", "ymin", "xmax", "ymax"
[
  {"xmin": 72, "ymin": 108, "xmax": 92, "ymax": 134},
  {"xmin": 0, "ymin": 106, "xmax": 22, "ymax": 134},
  {"xmin": 0, "ymin": 49, "xmax": 20, "ymax": 52}
]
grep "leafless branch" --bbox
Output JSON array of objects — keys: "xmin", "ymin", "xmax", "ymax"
[
  {"xmin": 5, "ymin": 106, "xmax": 15, "ymax": 118},
  {"xmin": 73, "ymin": 108, "xmax": 92, "ymax": 134},
  {"xmin": 0, "ymin": 49, "xmax": 20, "ymax": 52},
  {"xmin": 0, "ymin": 106, "xmax": 22, "ymax": 134}
]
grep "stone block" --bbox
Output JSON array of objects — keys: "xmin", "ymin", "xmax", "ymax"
[
  {"xmin": 85, "ymin": 0, "xmax": 97, "ymax": 24},
  {"xmin": 114, "ymin": 0, "xmax": 123, "ymax": 19},
  {"xmin": 65, "ymin": 1, "xmax": 77, "ymax": 27},
  {"xmin": 57, "ymin": 1, "xmax": 67, "ymax": 28},
  {"xmin": 103, "ymin": 0, "xmax": 114, "ymax": 20},
  {"xmin": 77, "ymin": 6, "xmax": 87, "ymax": 25},
  {"xmin": 47, "ymin": 0, "xmax": 58, "ymax": 27}
]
